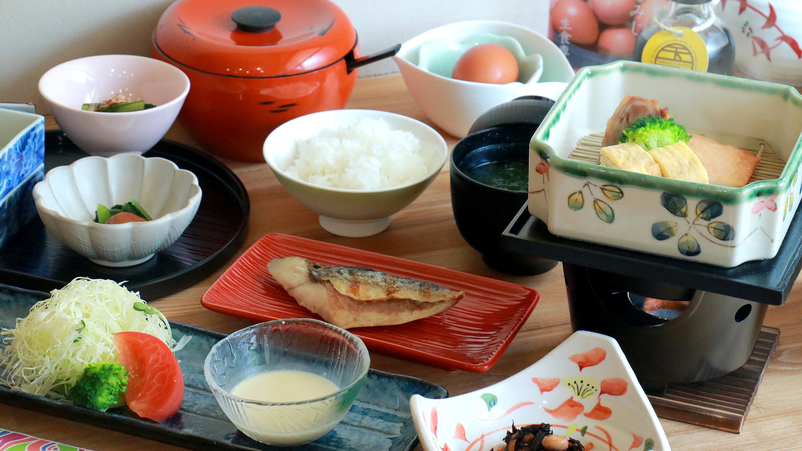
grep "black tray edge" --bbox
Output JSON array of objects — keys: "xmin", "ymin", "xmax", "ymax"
[{"xmin": 501, "ymin": 202, "xmax": 802, "ymax": 306}]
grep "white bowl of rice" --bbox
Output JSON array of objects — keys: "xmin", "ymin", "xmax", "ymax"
[{"xmin": 263, "ymin": 109, "xmax": 448, "ymax": 237}]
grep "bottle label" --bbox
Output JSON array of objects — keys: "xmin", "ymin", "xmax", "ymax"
[{"xmin": 640, "ymin": 26, "xmax": 709, "ymax": 72}]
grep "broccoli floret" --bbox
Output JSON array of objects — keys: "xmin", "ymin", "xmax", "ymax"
[
  {"xmin": 67, "ymin": 361, "xmax": 129, "ymax": 412},
  {"xmin": 619, "ymin": 116, "xmax": 691, "ymax": 151}
]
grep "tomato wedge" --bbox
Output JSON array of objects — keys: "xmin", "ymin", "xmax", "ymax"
[{"xmin": 115, "ymin": 331, "xmax": 184, "ymax": 422}]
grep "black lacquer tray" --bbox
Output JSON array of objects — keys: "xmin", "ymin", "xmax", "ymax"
[
  {"xmin": 501, "ymin": 202, "xmax": 802, "ymax": 306},
  {"xmin": 0, "ymin": 131, "xmax": 250, "ymax": 300}
]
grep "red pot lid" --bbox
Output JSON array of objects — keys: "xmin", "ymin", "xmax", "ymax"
[{"xmin": 153, "ymin": 0, "xmax": 356, "ymax": 78}]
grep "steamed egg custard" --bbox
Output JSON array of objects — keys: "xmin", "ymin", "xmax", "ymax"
[{"xmin": 230, "ymin": 370, "xmax": 343, "ymax": 445}]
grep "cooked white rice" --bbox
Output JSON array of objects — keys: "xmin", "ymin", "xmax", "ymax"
[{"xmin": 285, "ymin": 118, "xmax": 431, "ymax": 190}]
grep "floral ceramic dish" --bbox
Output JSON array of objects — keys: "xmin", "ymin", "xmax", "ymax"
[
  {"xmin": 410, "ymin": 330, "xmax": 670, "ymax": 451},
  {"xmin": 719, "ymin": 0, "xmax": 802, "ymax": 86},
  {"xmin": 529, "ymin": 61, "xmax": 802, "ymax": 267}
]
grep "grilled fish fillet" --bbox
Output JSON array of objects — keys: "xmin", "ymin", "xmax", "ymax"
[
  {"xmin": 650, "ymin": 141, "xmax": 709, "ymax": 184},
  {"xmin": 599, "ymin": 142, "xmax": 662, "ymax": 176},
  {"xmin": 267, "ymin": 257, "xmax": 464, "ymax": 329}
]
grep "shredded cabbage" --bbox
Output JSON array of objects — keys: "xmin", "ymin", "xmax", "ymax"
[{"xmin": 0, "ymin": 277, "xmax": 174, "ymax": 398}]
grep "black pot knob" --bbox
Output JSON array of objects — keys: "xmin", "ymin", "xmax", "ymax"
[{"xmin": 232, "ymin": 6, "xmax": 281, "ymax": 33}]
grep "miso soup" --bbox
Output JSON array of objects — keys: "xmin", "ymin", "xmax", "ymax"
[{"xmin": 463, "ymin": 160, "xmax": 528, "ymax": 192}]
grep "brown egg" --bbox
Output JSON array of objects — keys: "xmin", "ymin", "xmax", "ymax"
[
  {"xmin": 551, "ymin": 0, "xmax": 600, "ymax": 46},
  {"xmin": 589, "ymin": 0, "xmax": 637, "ymax": 26},
  {"xmin": 597, "ymin": 27, "xmax": 637, "ymax": 56},
  {"xmin": 452, "ymin": 43, "xmax": 520, "ymax": 84}
]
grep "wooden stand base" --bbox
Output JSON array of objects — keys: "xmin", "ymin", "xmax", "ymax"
[{"xmin": 647, "ymin": 326, "xmax": 779, "ymax": 433}]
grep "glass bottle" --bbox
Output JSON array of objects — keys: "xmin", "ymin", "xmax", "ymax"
[{"xmin": 633, "ymin": 0, "xmax": 735, "ymax": 75}]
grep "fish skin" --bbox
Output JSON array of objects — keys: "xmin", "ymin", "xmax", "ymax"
[{"xmin": 267, "ymin": 257, "xmax": 464, "ymax": 329}]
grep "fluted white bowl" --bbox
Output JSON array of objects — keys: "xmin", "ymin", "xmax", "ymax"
[{"xmin": 32, "ymin": 154, "xmax": 202, "ymax": 266}]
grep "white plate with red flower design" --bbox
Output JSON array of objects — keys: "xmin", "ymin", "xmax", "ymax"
[{"xmin": 410, "ymin": 331, "xmax": 670, "ymax": 451}]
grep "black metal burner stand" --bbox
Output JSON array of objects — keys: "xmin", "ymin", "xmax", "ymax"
[{"xmin": 501, "ymin": 202, "xmax": 802, "ymax": 432}]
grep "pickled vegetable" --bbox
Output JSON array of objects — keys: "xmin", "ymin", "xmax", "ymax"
[
  {"xmin": 81, "ymin": 94, "xmax": 156, "ymax": 113},
  {"xmin": 95, "ymin": 200, "xmax": 153, "ymax": 224}
]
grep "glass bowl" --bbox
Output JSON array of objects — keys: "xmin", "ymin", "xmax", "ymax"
[{"xmin": 203, "ymin": 318, "xmax": 370, "ymax": 446}]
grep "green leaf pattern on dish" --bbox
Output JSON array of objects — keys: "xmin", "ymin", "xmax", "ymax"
[{"xmin": 481, "ymin": 393, "xmax": 498, "ymax": 411}]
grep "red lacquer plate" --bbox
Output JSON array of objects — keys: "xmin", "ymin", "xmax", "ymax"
[{"xmin": 201, "ymin": 233, "xmax": 540, "ymax": 372}]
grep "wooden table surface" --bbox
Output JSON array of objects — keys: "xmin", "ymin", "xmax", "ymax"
[{"xmin": 6, "ymin": 74, "xmax": 802, "ymax": 450}]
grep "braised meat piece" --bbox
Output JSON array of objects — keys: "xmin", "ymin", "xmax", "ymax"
[{"xmin": 601, "ymin": 95, "xmax": 671, "ymax": 147}]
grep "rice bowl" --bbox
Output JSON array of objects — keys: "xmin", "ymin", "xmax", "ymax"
[
  {"xmin": 285, "ymin": 118, "xmax": 431, "ymax": 190},
  {"xmin": 263, "ymin": 110, "xmax": 448, "ymax": 237}
]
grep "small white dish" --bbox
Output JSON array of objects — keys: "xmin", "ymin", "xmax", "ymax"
[
  {"xmin": 411, "ymin": 330, "xmax": 670, "ymax": 451},
  {"xmin": 38, "ymin": 54, "xmax": 190, "ymax": 157},
  {"xmin": 263, "ymin": 109, "xmax": 448, "ymax": 238},
  {"xmin": 32, "ymin": 154, "xmax": 202, "ymax": 266}
]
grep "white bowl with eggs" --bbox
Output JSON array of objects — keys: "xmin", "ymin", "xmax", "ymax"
[
  {"xmin": 38, "ymin": 54, "xmax": 190, "ymax": 157},
  {"xmin": 204, "ymin": 319, "xmax": 370, "ymax": 447},
  {"xmin": 32, "ymin": 154, "xmax": 202, "ymax": 267},
  {"xmin": 263, "ymin": 109, "xmax": 448, "ymax": 237},
  {"xmin": 393, "ymin": 20, "xmax": 575, "ymax": 138}
]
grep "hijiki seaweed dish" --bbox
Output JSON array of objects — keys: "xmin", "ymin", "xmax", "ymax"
[{"xmin": 499, "ymin": 423, "xmax": 587, "ymax": 451}]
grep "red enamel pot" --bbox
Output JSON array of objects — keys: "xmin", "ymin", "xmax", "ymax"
[{"xmin": 151, "ymin": 0, "xmax": 398, "ymax": 162}]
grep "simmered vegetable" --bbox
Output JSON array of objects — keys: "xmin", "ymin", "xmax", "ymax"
[
  {"xmin": 82, "ymin": 100, "xmax": 156, "ymax": 112},
  {"xmin": 95, "ymin": 200, "xmax": 153, "ymax": 224}
]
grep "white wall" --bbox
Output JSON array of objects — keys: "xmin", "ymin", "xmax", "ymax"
[{"xmin": 0, "ymin": 0, "xmax": 550, "ymax": 114}]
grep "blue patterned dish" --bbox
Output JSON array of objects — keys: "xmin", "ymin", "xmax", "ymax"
[
  {"xmin": 0, "ymin": 164, "xmax": 43, "ymax": 248},
  {"xmin": 0, "ymin": 107, "xmax": 44, "ymax": 201},
  {"xmin": 529, "ymin": 61, "xmax": 802, "ymax": 267},
  {"xmin": 0, "ymin": 283, "xmax": 447, "ymax": 451}
]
